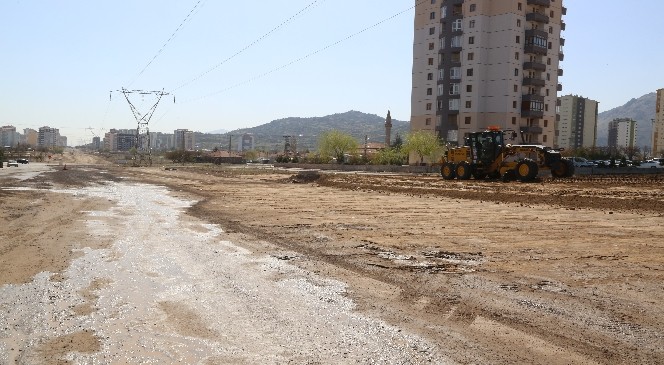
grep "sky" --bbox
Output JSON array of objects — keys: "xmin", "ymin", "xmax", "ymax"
[{"xmin": 1, "ymin": 0, "xmax": 663, "ymax": 146}]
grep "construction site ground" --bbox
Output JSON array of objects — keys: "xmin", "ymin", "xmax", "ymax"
[{"xmin": 1, "ymin": 151, "xmax": 662, "ymax": 364}]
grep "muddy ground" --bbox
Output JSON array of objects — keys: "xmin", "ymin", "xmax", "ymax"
[{"xmin": 1, "ymin": 157, "xmax": 663, "ymax": 364}]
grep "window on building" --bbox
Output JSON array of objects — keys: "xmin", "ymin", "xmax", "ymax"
[
  {"xmin": 514, "ymin": 85, "xmax": 518, "ymax": 92},
  {"xmin": 468, "ymin": 36, "xmax": 475, "ymax": 44},
  {"xmin": 427, "ymin": 73, "xmax": 433, "ymax": 80},
  {"xmin": 543, "ymin": 135, "xmax": 548, "ymax": 143},
  {"xmin": 428, "ymin": 58, "xmax": 434, "ymax": 65},
  {"xmin": 469, "ymin": 20, "xmax": 476, "ymax": 28},
  {"xmin": 425, "ymin": 118, "xmax": 432, "ymax": 126},
  {"xmin": 517, "ymin": 19, "xmax": 521, "ymax": 27},
  {"xmin": 426, "ymin": 103, "xmax": 432, "ymax": 111},
  {"xmin": 431, "ymin": 0, "xmax": 436, "ymax": 3},
  {"xmin": 440, "ymin": 37, "xmax": 445, "ymax": 49},
  {"xmin": 452, "ymin": 19, "xmax": 462, "ymax": 31},
  {"xmin": 429, "ymin": 27, "xmax": 436, "ymax": 35},
  {"xmin": 548, "ymin": 42, "xmax": 552, "ymax": 49},
  {"xmin": 514, "ymin": 68, "xmax": 519, "ymax": 76},
  {"xmin": 438, "ymin": 84, "xmax": 444, "ymax": 96},
  {"xmin": 468, "ymin": 52, "xmax": 474, "ymax": 61},
  {"xmin": 544, "ymin": 120, "xmax": 548, "ymax": 127},
  {"xmin": 427, "ymin": 88, "xmax": 433, "ymax": 95},
  {"xmin": 441, "ymin": 6, "xmax": 447, "ymax": 18},
  {"xmin": 450, "ymin": 67, "xmax": 461, "ymax": 79},
  {"xmin": 469, "ymin": 4, "xmax": 476, "ymax": 12},
  {"xmin": 546, "ymin": 89, "xmax": 550, "ymax": 96},
  {"xmin": 513, "ymin": 101, "xmax": 517, "ymax": 108},
  {"xmin": 430, "ymin": 12, "xmax": 436, "ymax": 20},
  {"xmin": 549, "ymin": 26, "xmax": 553, "ymax": 34},
  {"xmin": 512, "ymin": 117, "xmax": 517, "ymax": 125},
  {"xmin": 545, "ymin": 104, "xmax": 549, "ymax": 111},
  {"xmin": 546, "ymin": 73, "xmax": 550, "ymax": 81},
  {"xmin": 547, "ymin": 57, "xmax": 551, "ymax": 65},
  {"xmin": 467, "ymin": 84, "xmax": 472, "ymax": 92},
  {"xmin": 550, "ymin": 10, "xmax": 554, "ymax": 17},
  {"xmin": 451, "ymin": 35, "xmax": 462, "ymax": 47},
  {"xmin": 449, "ymin": 99, "xmax": 460, "ymax": 110},
  {"xmin": 516, "ymin": 36, "xmax": 520, "ymax": 44},
  {"xmin": 515, "ymin": 52, "xmax": 520, "ymax": 60},
  {"xmin": 465, "ymin": 101, "xmax": 472, "ymax": 108},
  {"xmin": 465, "ymin": 116, "xmax": 472, "ymax": 124},
  {"xmin": 449, "ymin": 83, "xmax": 460, "ymax": 95},
  {"xmin": 438, "ymin": 69, "xmax": 444, "ymax": 80},
  {"xmin": 518, "ymin": 3, "xmax": 522, "ymax": 11},
  {"xmin": 467, "ymin": 68, "xmax": 474, "ymax": 76},
  {"xmin": 429, "ymin": 42, "xmax": 435, "ymax": 50}
]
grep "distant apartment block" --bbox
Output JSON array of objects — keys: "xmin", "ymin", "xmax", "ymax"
[
  {"xmin": 654, "ymin": 88, "xmax": 664, "ymax": 156},
  {"xmin": 607, "ymin": 118, "xmax": 637, "ymax": 150},
  {"xmin": 103, "ymin": 129, "xmax": 135, "ymax": 152},
  {"xmin": 1, "ymin": 125, "xmax": 17, "ymax": 147},
  {"xmin": 556, "ymin": 95, "xmax": 598, "ymax": 149},
  {"xmin": 38, "ymin": 126, "xmax": 60, "ymax": 148},
  {"xmin": 411, "ymin": 0, "xmax": 566, "ymax": 154},
  {"xmin": 174, "ymin": 129, "xmax": 195, "ymax": 151},
  {"xmin": 23, "ymin": 128, "xmax": 38, "ymax": 146},
  {"xmin": 238, "ymin": 134, "xmax": 255, "ymax": 152}
]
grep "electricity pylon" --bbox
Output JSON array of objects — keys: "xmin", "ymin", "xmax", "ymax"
[{"xmin": 113, "ymin": 88, "xmax": 170, "ymax": 166}]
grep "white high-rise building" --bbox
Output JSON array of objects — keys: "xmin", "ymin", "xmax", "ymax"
[{"xmin": 556, "ymin": 95, "xmax": 598, "ymax": 149}]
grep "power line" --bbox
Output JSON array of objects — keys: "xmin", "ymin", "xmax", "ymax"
[
  {"xmin": 184, "ymin": 1, "xmax": 422, "ymax": 103},
  {"xmin": 172, "ymin": 0, "xmax": 323, "ymax": 92},
  {"xmin": 127, "ymin": 0, "xmax": 206, "ymax": 87}
]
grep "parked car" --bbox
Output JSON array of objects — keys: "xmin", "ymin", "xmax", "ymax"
[
  {"xmin": 16, "ymin": 158, "xmax": 29, "ymax": 164},
  {"xmin": 636, "ymin": 160, "xmax": 664, "ymax": 169},
  {"xmin": 7, "ymin": 160, "xmax": 19, "ymax": 167},
  {"xmin": 570, "ymin": 157, "xmax": 594, "ymax": 168}
]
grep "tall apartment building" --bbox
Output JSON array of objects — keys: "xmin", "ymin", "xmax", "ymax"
[
  {"xmin": 556, "ymin": 95, "xmax": 598, "ymax": 149},
  {"xmin": 238, "ymin": 134, "xmax": 255, "ymax": 152},
  {"xmin": 1, "ymin": 126, "xmax": 17, "ymax": 147},
  {"xmin": 38, "ymin": 126, "xmax": 60, "ymax": 148},
  {"xmin": 411, "ymin": 0, "xmax": 565, "ymax": 152},
  {"xmin": 607, "ymin": 118, "xmax": 637, "ymax": 150},
  {"xmin": 23, "ymin": 128, "xmax": 38, "ymax": 146},
  {"xmin": 653, "ymin": 88, "xmax": 664, "ymax": 156},
  {"xmin": 174, "ymin": 129, "xmax": 195, "ymax": 151}
]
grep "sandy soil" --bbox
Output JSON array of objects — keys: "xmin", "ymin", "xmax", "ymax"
[{"xmin": 1, "ymin": 157, "xmax": 662, "ymax": 364}]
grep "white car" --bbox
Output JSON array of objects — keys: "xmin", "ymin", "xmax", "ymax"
[
  {"xmin": 570, "ymin": 157, "xmax": 594, "ymax": 168},
  {"xmin": 637, "ymin": 161, "xmax": 664, "ymax": 169},
  {"xmin": 7, "ymin": 160, "xmax": 19, "ymax": 167}
]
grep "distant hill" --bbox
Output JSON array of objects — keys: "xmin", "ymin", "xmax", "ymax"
[
  {"xmin": 597, "ymin": 93, "xmax": 656, "ymax": 147},
  {"xmin": 195, "ymin": 111, "xmax": 409, "ymax": 152},
  {"xmin": 207, "ymin": 128, "xmax": 228, "ymax": 134}
]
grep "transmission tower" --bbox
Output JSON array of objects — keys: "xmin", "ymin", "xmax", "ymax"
[{"xmin": 113, "ymin": 88, "xmax": 171, "ymax": 166}]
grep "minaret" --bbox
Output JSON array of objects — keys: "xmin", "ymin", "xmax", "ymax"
[{"xmin": 385, "ymin": 110, "xmax": 392, "ymax": 147}]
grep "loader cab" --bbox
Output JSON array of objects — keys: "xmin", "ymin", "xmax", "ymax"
[{"xmin": 466, "ymin": 130, "xmax": 505, "ymax": 165}]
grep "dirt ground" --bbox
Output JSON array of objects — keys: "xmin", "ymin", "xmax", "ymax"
[{"xmin": 1, "ymin": 155, "xmax": 663, "ymax": 364}]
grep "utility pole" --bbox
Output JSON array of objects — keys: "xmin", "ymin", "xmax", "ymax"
[
  {"xmin": 112, "ymin": 88, "xmax": 171, "ymax": 166},
  {"xmin": 228, "ymin": 135, "xmax": 232, "ymax": 154}
]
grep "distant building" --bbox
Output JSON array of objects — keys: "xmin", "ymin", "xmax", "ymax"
[
  {"xmin": 23, "ymin": 128, "xmax": 38, "ymax": 146},
  {"xmin": 410, "ymin": 0, "xmax": 566, "ymax": 153},
  {"xmin": 1, "ymin": 125, "xmax": 17, "ymax": 147},
  {"xmin": 607, "ymin": 118, "xmax": 637, "ymax": 150},
  {"xmin": 115, "ymin": 133, "xmax": 134, "ymax": 151},
  {"xmin": 174, "ymin": 129, "xmax": 195, "ymax": 151},
  {"xmin": 654, "ymin": 88, "xmax": 664, "ymax": 156},
  {"xmin": 556, "ymin": 95, "xmax": 598, "ymax": 149},
  {"xmin": 92, "ymin": 136, "xmax": 101, "ymax": 150},
  {"xmin": 38, "ymin": 126, "xmax": 60, "ymax": 148},
  {"xmin": 238, "ymin": 134, "xmax": 255, "ymax": 152}
]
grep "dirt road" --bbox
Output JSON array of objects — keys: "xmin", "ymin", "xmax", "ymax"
[{"xmin": 1, "ymin": 160, "xmax": 662, "ymax": 364}]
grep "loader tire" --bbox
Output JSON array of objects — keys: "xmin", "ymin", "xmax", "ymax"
[
  {"xmin": 441, "ymin": 162, "xmax": 457, "ymax": 180},
  {"xmin": 516, "ymin": 159, "xmax": 538, "ymax": 182},
  {"xmin": 456, "ymin": 162, "xmax": 473, "ymax": 180}
]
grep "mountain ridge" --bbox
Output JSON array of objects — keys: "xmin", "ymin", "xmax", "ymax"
[{"xmin": 597, "ymin": 92, "xmax": 656, "ymax": 147}]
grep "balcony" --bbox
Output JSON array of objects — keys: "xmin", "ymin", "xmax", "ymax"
[
  {"xmin": 521, "ymin": 110, "xmax": 544, "ymax": 118},
  {"xmin": 520, "ymin": 126, "xmax": 544, "ymax": 134},
  {"xmin": 560, "ymin": 38, "xmax": 565, "ymax": 46},
  {"xmin": 526, "ymin": 28, "xmax": 549, "ymax": 39},
  {"xmin": 523, "ymin": 78, "xmax": 546, "ymax": 87},
  {"xmin": 526, "ymin": 12, "xmax": 549, "ymax": 24},
  {"xmin": 527, "ymin": 0, "xmax": 551, "ymax": 7},
  {"xmin": 522, "ymin": 94, "xmax": 545, "ymax": 103},
  {"xmin": 557, "ymin": 83, "xmax": 563, "ymax": 91},
  {"xmin": 523, "ymin": 61, "xmax": 546, "ymax": 72},
  {"xmin": 559, "ymin": 52, "xmax": 565, "ymax": 61},
  {"xmin": 562, "ymin": 7, "xmax": 567, "ymax": 15},
  {"xmin": 525, "ymin": 44, "xmax": 548, "ymax": 55},
  {"xmin": 558, "ymin": 68, "xmax": 564, "ymax": 77}
]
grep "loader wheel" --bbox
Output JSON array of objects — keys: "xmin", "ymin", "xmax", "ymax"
[
  {"xmin": 441, "ymin": 162, "xmax": 457, "ymax": 180},
  {"xmin": 456, "ymin": 162, "xmax": 472, "ymax": 180},
  {"xmin": 516, "ymin": 159, "xmax": 538, "ymax": 182},
  {"xmin": 551, "ymin": 159, "xmax": 575, "ymax": 178}
]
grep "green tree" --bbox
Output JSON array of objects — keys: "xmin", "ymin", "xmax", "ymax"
[
  {"xmin": 403, "ymin": 130, "xmax": 443, "ymax": 165},
  {"xmin": 243, "ymin": 150, "xmax": 259, "ymax": 162},
  {"xmin": 317, "ymin": 130, "xmax": 359, "ymax": 164},
  {"xmin": 371, "ymin": 147, "xmax": 407, "ymax": 165}
]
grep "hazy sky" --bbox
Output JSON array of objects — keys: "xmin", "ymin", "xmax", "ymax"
[{"xmin": 1, "ymin": 1, "xmax": 663, "ymax": 146}]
